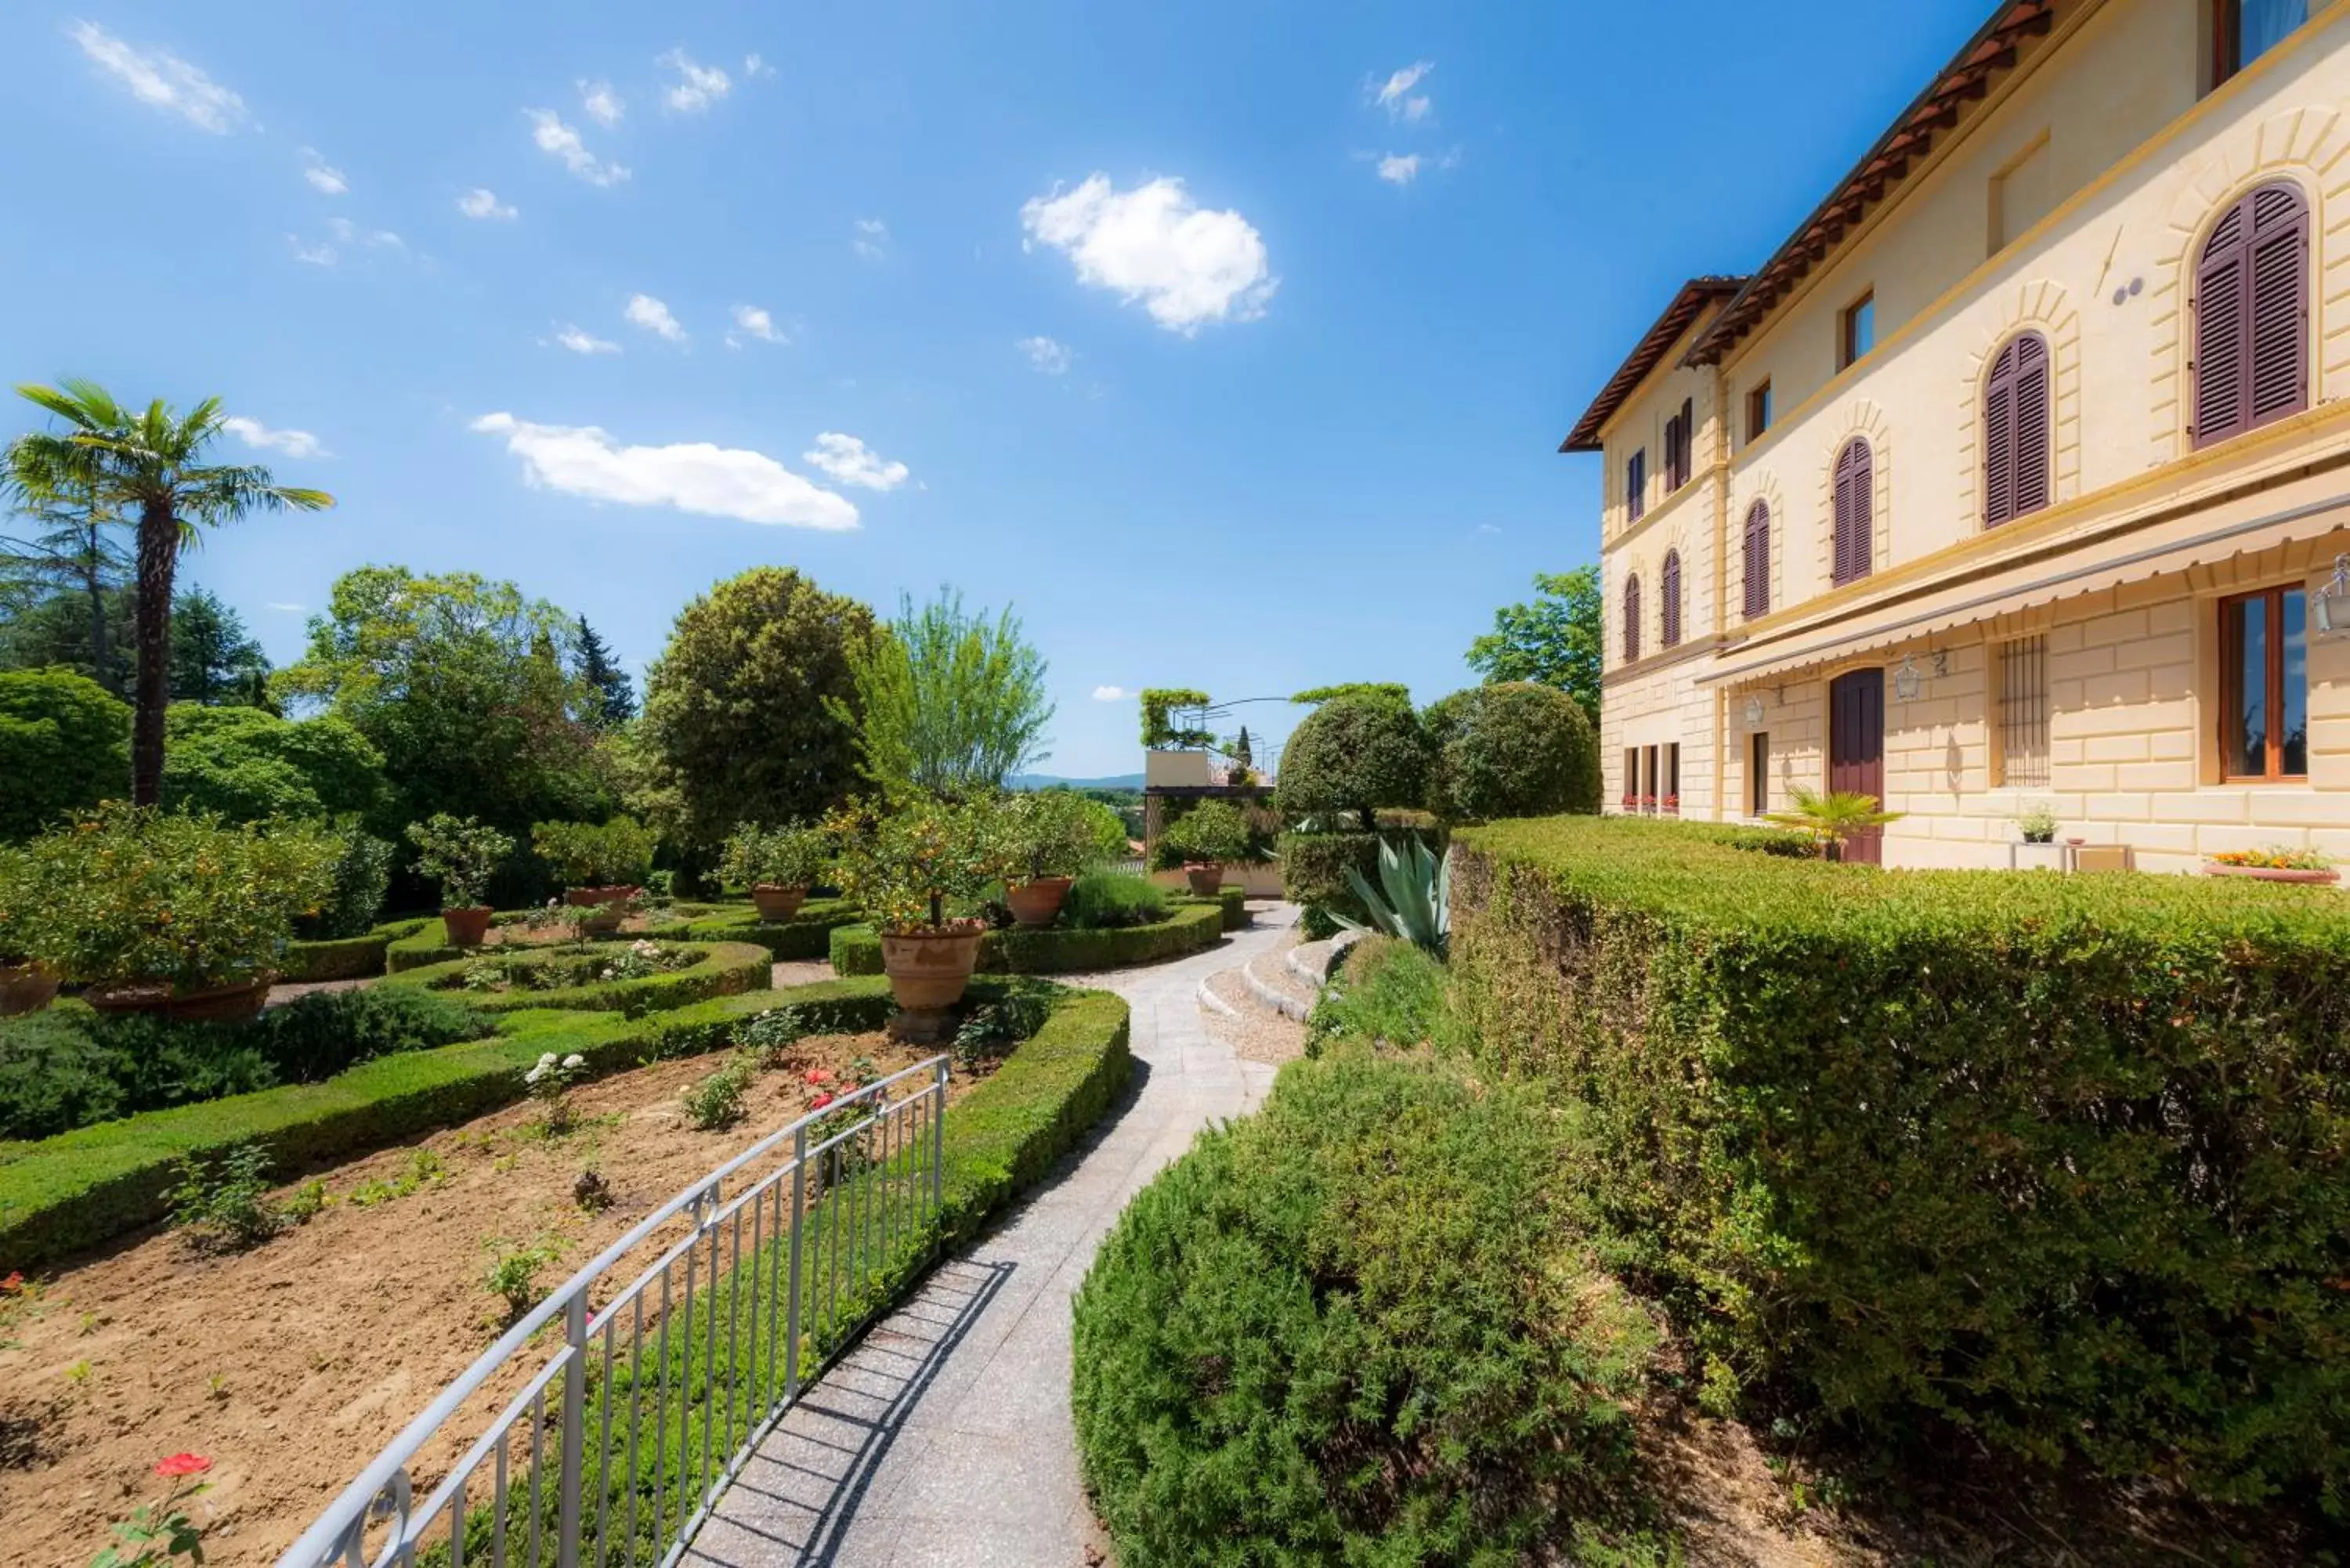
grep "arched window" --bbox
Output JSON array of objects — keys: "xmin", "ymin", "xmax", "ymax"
[
  {"xmin": 1622, "ymin": 574, "xmax": 1642, "ymax": 663},
  {"xmin": 1660, "ymin": 551, "xmax": 1683, "ymax": 648},
  {"xmin": 2194, "ymin": 180, "xmax": 2309, "ymax": 449},
  {"xmin": 1742, "ymin": 501, "xmax": 1771, "ymax": 620},
  {"xmin": 1983, "ymin": 331, "xmax": 2050, "ymax": 526},
  {"xmin": 1831, "ymin": 439, "xmax": 1874, "ymax": 585}
]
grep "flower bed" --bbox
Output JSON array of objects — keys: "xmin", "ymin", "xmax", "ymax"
[
  {"xmin": 381, "ymin": 940, "xmax": 770, "ymax": 1015},
  {"xmin": 827, "ymin": 899, "xmax": 1222, "ymax": 977},
  {"xmin": 381, "ymin": 899, "xmax": 862, "ymax": 973},
  {"xmin": 1447, "ymin": 814, "xmax": 2350, "ymax": 1507}
]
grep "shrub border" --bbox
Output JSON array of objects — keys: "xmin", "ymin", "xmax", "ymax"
[
  {"xmin": 0, "ymin": 975, "xmax": 1130, "ymax": 1273},
  {"xmin": 380, "ymin": 940, "xmax": 772, "ymax": 1016},
  {"xmin": 381, "ymin": 900, "xmax": 860, "ymax": 974},
  {"xmin": 828, "ymin": 900, "xmax": 1223, "ymax": 977}
]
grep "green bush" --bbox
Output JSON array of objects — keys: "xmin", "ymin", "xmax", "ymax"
[
  {"xmin": 1155, "ymin": 799, "xmax": 1249, "ymax": 866},
  {"xmin": 1449, "ymin": 814, "xmax": 2350, "ymax": 1508},
  {"xmin": 532, "ymin": 816, "xmax": 658, "ymax": 888},
  {"xmin": 1303, "ymin": 936, "xmax": 1460, "ymax": 1057},
  {"xmin": 295, "ymin": 822, "xmax": 395, "ymax": 940},
  {"xmin": 161, "ymin": 704, "xmax": 389, "ymax": 826},
  {"xmin": 1215, "ymin": 883, "xmax": 1247, "ymax": 931},
  {"xmin": 384, "ymin": 939, "xmax": 771, "ymax": 1016},
  {"xmin": 830, "ymin": 901, "xmax": 1221, "ymax": 976},
  {"xmin": 281, "ymin": 922, "xmax": 417, "ymax": 983},
  {"xmin": 1073, "ymin": 1052, "xmax": 1656, "ymax": 1565},
  {"xmin": 0, "ymin": 668, "xmax": 129, "ymax": 843},
  {"xmin": 1061, "ymin": 870, "xmax": 1170, "ymax": 930},
  {"xmin": 1423, "ymin": 681, "xmax": 1600, "ymax": 822},
  {"xmin": 1276, "ymin": 694, "xmax": 1430, "ymax": 829},
  {"xmin": 0, "ymin": 987, "xmax": 493, "ymax": 1141}
]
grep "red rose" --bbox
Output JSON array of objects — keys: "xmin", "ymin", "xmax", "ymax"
[
  {"xmin": 156, "ymin": 1454, "xmax": 213, "ymax": 1478},
  {"xmin": 810, "ymin": 1092, "xmax": 836, "ymax": 1110}
]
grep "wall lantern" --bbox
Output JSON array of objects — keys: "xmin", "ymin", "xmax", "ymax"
[
  {"xmin": 2317, "ymin": 554, "xmax": 2350, "ymax": 638},
  {"xmin": 1893, "ymin": 653, "xmax": 1923, "ymax": 703},
  {"xmin": 1742, "ymin": 695, "xmax": 1766, "ymax": 727}
]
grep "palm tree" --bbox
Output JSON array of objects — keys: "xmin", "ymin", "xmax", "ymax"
[
  {"xmin": 6, "ymin": 381, "xmax": 333, "ymax": 804},
  {"xmin": 1764, "ymin": 786, "xmax": 1905, "ymax": 858}
]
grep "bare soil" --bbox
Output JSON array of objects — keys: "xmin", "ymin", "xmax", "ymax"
[{"xmin": 0, "ymin": 1031, "xmax": 974, "ymax": 1568}]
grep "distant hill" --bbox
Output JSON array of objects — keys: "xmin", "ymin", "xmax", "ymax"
[{"xmin": 1008, "ymin": 772, "xmax": 1145, "ymax": 791}]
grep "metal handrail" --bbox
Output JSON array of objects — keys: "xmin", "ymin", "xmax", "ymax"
[{"xmin": 280, "ymin": 1053, "xmax": 952, "ymax": 1568}]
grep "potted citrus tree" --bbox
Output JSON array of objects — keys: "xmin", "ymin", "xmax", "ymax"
[
  {"xmin": 827, "ymin": 796, "xmax": 1007, "ymax": 1024},
  {"xmin": 21, "ymin": 804, "xmax": 338, "ymax": 1022},
  {"xmin": 719, "ymin": 821, "xmax": 833, "ymax": 922},
  {"xmin": 1001, "ymin": 791, "xmax": 1119, "ymax": 927},
  {"xmin": 532, "ymin": 817, "xmax": 657, "ymax": 934},
  {"xmin": 406, "ymin": 813, "xmax": 515, "ymax": 947},
  {"xmin": 1159, "ymin": 800, "xmax": 1251, "ymax": 896},
  {"xmin": 0, "ymin": 844, "xmax": 64, "ymax": 1017}
]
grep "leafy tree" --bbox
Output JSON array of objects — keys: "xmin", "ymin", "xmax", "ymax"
[
  {"xmin": 0, "ymin": 581, "xmax": 132, "ymax": 691},
  {"xmin": 1423, "ymin": 682, "xmax": 1600, "ymax": 822},
  {"xmin": 0, "ymin": 667, "xmax": 131, "ymax": 840},
  {"xmin": 639, "ymin": 566, "xmax": 877, "ymax": 847},
  {"xmin": 1140, "ymin": 688, "xmax": 1213, "ymax": 750},
  {"xmin": 1465, "ymin": 567, "xmax": 1603, "ymax": 728},
  {"xmin": 1277, "ymin": 695, "xmax": 1431, "ymax": 830},
  {"xmin": 573, "ymin": 614, "xmax": 636, "ymax": 728},
  {"xmin": 6, "ymin": 381, "xmax": 332, "ymax": 806},
  {"xmin": 273, "ymin": 566, "xmax": 610, "ymax": 840},
  {"xmin": 162, "ymin": 704, "xmax": 389, "ymax": 826},
  {"xmin": 1, "ymin": 450, "xmax": 129, "ymax": 695},
  {"xmin": 1291, "ymin": 682, "xmax": 1412, "ymax": 708},
  {"xmin": 838, "ymin": 587, "xmax": 1054, "ymax": 800},
  {"xmin": 169, "ymin": 587, "xmax": 271, "ymax": 708}
]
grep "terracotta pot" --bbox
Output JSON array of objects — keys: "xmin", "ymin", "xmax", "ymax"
[
  {"xmin": 2201, "ymin": 862, "xmax": 2341, "ymax": 885},
  {"xmin": 85, "ymin": 974, "xmax": 277, "ymax": 1024},
  {"xmin": 565, "ymin": 885, "xmax": 638, "ymax": 909},
  {"xmin": 1184, "ymin": 864, "xmax": 1225, "ymax": 898},
  {"xmin": 442, "ymin": 906, "xmax": 495, "ymax": 948},
  {"xmin": 1003, "ymin": 876, "xmax": 1073, "ymax": 928},
  {"xmin": 0, "ymin": 962, "xmax": 60, "ymax": 1018},
  {"xmin": 750, "ymin": 884, "xmax": 810, "ymax": 922},
  {"xmin": 878, "ymin": 923, "xmax": 988, "ymax": 1011}
]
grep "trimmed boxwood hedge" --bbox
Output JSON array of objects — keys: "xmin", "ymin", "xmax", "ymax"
[
  {"xmin": 1449, "ymin": 814, "xmax": 2350, "ymax": 1508},
  {"xmin": 0, "ymin": 974, "xmax": 1130, "ymax": 1274},
  {"xmin": 381, "ymin": 940, "xmax": 772, "ymax": 1016},
  {"xmin": 829, "ymin": 900, "xmax": 1223, "ymax": 977},
  {"xmin": 382, "ymin": 900, "xmax": 861, "ymax": 974},
  {"xmin": 1213, "ymin": 884, "xmax": 1247, "ymax": 931},
  {"xmin": 281, "ymin": 919, "xmax": 429, "ymax": 983}
]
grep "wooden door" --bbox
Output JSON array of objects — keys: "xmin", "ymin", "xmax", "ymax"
[{"xmin": 1828, "ymin": 668, "xmax": 1885, "ymax": 865}]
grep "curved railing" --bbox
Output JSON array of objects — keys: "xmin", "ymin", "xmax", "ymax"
[{"xmin": 280, "ymin": 1054, "xmax": 952, "ymax": 1568}]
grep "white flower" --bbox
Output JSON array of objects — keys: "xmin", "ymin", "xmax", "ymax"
[
  {"xmin": 562, "ymin": 1054, "xmax": 585, "ymax": 1069},
  {"xmin": 601, "ymin": 967, "xmax": 616, "ymax": 981},
  {"xmin": 537, "ymin": 1053, "xmax": 559, "ymax": 1067}
]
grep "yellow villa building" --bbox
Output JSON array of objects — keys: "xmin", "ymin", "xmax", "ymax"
[{"xmin": 1569, "ymin": 0, "xmax": 2350, "ymax": 869}]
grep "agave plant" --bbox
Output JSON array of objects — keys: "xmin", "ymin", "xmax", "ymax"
[{"xmin": 1332, "ymin": 836, "xmax": 1451, "ymax": 956}]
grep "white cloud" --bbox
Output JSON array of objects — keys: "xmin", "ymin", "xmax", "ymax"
[
  {"xmin": 659, "ymin": 49, "xmax": 731, "ymax": 113},
  {"xmin": 1018, "ymin": 336, "xmax": 1073, "ymax": 374},
  {"xmin": 1020, "ymin": 174, "xmax": 1275, "ymax": 334},
  {"xmin": 550, "ymin": 323, "xmax": 621, "ymax": 354},
  {"xmin": 526, "ymin": 108, "xmax": 629, "ymax": 186},
  {"xmin": 802, "ymin": 432, "xmax": 909, "ymax": 493},
  {"xmin": 300, "ymin": 148, "xmax": 348, "ymax": 195},
  {"xmin": 457, "ymin": 187, "xmax": 518, "ymax": 221},
  {"xmin": 1377, "ymin": 154, "xmax": 1423, "ymax": 186},
  {"xmin": 287, "ymin": 237, "xmax": 337, "ymax": 266},
  {"xmin": 726, "ymin": 304, "xmax": 786, "ymax": 348},
  {"xmin": 1092, "ymin": 685, "xmax": 1128, "ymax": 702},
  {"xmin": 327, "ymin": 216, "xmax": 404, "ymax": 251},
  {"xmin": 743, "ymin": 52, "xmax": 774, "ymax": 78},
  {"xmin": 222, "ymin": 416, "xmax": 327, "ymax": 459},
  {"xmin": 1369, "ymin": 60, "xmax": 1434, "ymax": 123},
  {"xmin": 68, "ymin": 23, "xmax": 248, "ymax": 133},
  {"xmin": 267, "ymin": 602, "xmax": 307, "ymax": 614},
  {"xmin": 578, "ymin": 78, "xmax": 624, "ymax": 126},
  {"xmin": 471, "ymin": 412, "xmax": 859, "ymax": 530},
  {"xmin": 852, "ymin": 218, "xmax": 889, "ymax": 261},
  {"xmin": 624, "ymin": 293, "xmax": 686, "ymax": 343}
]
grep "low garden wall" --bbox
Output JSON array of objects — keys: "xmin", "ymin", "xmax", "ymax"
[
  {"xmin": 1448, "ymin": 815, "xmax": 2350, "ymax": 1505},
  {"xmin": 828, "ymin": 899, "xmax": 1224, "ymax": 977},
  {"xmin": 0, "ymin": 972, "xmax": 1130, "ymax": 1274}
]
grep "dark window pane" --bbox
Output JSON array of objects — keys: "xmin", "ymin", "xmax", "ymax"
[
  {"xmin": 2231, "ymin": 594, "xmax": 2269, "ymax": 775},
  {"xmin": 2241, "ymin": 0, "xmax": 2309, "ymax": 70},
  {"xmin": 2283, "ymin": 588, "xmax": 2308, "ymax": 775}
]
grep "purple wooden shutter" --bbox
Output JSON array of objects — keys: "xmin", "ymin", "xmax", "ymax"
[
  {"xmin": 2196, "ymin": 182, "xmax": 2308, "ymax": 448},
  {"xmin": 1833, "ymin": 439, "xmax": 1873, "ymax": 584},
  {"xmin": 1661, "ymin": 551, "xmax": 1683, "ymax": 647},
  {"xmin": 1984, "ymin": 332, "xmax": 2049, "ymax": 526},
  {"xmin": 1622, "ymin": 574, "xmax": 1641, "ymax": 663},
  {"xmin": 1743, "ymin": 501, "xmax": 1770, "ymax": 620}
]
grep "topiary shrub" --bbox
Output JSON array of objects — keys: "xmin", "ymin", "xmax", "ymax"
[
  {"xmin": 1276, "ymin": 695, "xmax": 1430, "ymax": 831},
  {"xmin": 0, "ymin": 668, "xmax": 129, "ymax": 843},
  {"xmin": 1423, "ymin": 681, "xmax": 1600, "ymax": 822},
  {"xmin": 1072, "ymin": 1052, "xmax": 1658, "ymax": 1564},
  {"xmin": 1061, "ymin": 870, "xmax": 1170, "ymax": 930}
]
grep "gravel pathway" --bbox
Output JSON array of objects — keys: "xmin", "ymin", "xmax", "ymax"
[{"xmin": 685, "ymin": 905, "xmax": 1300, "ymax": 1567}]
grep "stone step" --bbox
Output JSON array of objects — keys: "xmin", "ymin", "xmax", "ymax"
[
  {"xmin": 1242, "ymin": 947, "xmax": 1319, "ymax": 1022},
  {"xmin": 1283, "ymin": 930, "xmax": 1361, "ymax": 990},
  {"xmin": 1199, "ymin": 967, "xmax": 1307, "ymax": 1067}
]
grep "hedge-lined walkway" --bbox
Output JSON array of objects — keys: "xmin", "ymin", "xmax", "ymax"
[{"xmin": 687, "ymin": 904, "xmax": 1296, "ymax": 1567}]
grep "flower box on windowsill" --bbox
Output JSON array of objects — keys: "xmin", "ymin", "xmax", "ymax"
[
  {"xmin": 1661, "ymin": 794, "xmax": 1680, "ymax": 816},
  {"xmin": 1640, "ymin": 795, "xmax": 1658, "ymax": 815}
]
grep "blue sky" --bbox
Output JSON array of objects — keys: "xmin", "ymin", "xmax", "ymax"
[{"xmin": 0, "ymin": 0, "xmax": 1990, "ymax": 778}]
